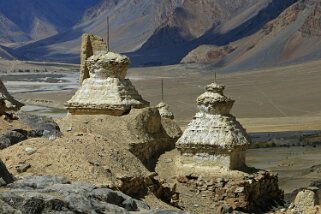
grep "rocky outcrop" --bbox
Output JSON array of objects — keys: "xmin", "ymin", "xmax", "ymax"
[
  {"xmin": 0, "ymin": 79, "xmax": 24, "ymax": 115},
  {"xmin": 0, "ymin": 130, "xmax": 28, "ymax": 149},
  {"xmin": 299, "ymin": 1, "xmax": 321, "ymax": 37},
  {"xmin": 0, "ymin": 175, "xmax": 185, "ymax": 214},
  {"xmin": 176, "ymin": 82, "xmax": 250, "ymax": 170},
  {"xmin": 80, "ymin": 34, "xmax": 107, "ymax": 84},
  {"xmin": 17, "ymin": 111, "xmax": 61, "ymax": 139},
  {"xmin": 66, "ymin": 51, "xmax": 149, "ymax": 115},
  {"xmin": 181, "ymin": 45, "xmax": 236, "ymax": 64},
  {"xmin": 0, "ymin": 112, "xmax": 62, "ymax": 150}
]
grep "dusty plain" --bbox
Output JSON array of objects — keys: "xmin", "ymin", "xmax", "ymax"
[{"xmin": 1, "ymin": 59, "xmax": 321, "ymax": 197}]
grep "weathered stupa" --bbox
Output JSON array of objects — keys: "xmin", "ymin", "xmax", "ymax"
[
  {"xmin": 156, "ymin": 81, "xmax": 283, "ymax": 213},
  {"xmin": 176, "ymin": 81, "xmax": 250, "ymax": 170},
  {"xmin": 0, "ymin": 80, "xmax": 24, "ymax": 115},
  {"xmin": 65, "ymin": 51, "xmax": 149, "ymax": 115}
]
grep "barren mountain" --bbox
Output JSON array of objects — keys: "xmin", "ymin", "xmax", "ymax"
[
  {"xmin": 13, "ymin": 0, "xmax": 181, "ymax": 62},
  {"xmin": 2, "ymin": 0, "xmax": 321, "ymax": 71},
  {"xmin": 181, "ymin": 0, "xmax": 321, "ymax": 71},
  {"xmin": 0, "ymin": 45, "xmax": 15, "ymax": 60},
  {"xmin": 0, "ymin": 0, "xmax": 99, "ymax": 44},
  {"xmin": 133, "ymin": 0, "xmax": 299, "ymax": 66}
]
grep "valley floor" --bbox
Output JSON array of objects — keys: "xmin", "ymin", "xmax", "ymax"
[
  {"xmin": 1, "ymin": 59, "xmax": 321, "ymax": 200},
  {"xmin": 2, "ymin": 59, "xmax": 321, "ymax": 131}
]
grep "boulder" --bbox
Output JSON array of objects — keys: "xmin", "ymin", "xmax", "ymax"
[
  {"xmin": 17, "ymin": 111, "xmax": 61, "ymax": 139},
  {"xmin": 294, "ymin": 188, "xmax": 319, "ymax": 209},
  {"xmin": 0, "ymin": 130, "xmax": 27, "ymax": 149}
]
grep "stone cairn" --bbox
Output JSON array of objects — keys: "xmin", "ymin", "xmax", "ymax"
[
  {"xmin": 65, "ymin": 51, "xmax": 149, "ymax": 115},
  {"xmin": 0, "ymin": 79, "xmax": 24, "ymax": 116},
  {"xmin": 176, "ymin": 81, "xmax": 250, "ymax": 170}
]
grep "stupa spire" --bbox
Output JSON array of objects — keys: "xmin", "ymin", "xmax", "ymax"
[{"xmin": 106, "ymin": 16, "xmax": 110, "ymax": 52}]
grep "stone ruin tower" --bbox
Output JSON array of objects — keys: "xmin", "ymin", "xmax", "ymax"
[
  {"xmin": 176, "ymin": 81, "xmax": 250, "ymax": 170},
  {"xmin": 65, "ymin": 50, "xmax": 149, "ymax": 115},
  {"xmin": 0, "ymin": 80, "xmax": 24, "ymax": 115}
]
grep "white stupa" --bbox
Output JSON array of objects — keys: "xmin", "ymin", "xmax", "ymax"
[
  {"xmin": 65, "ymin": 51, "xmax": 149, "ymax": 115},
  {"xmin": 176, "ymin": 81, "xmax": 250, "ymax": 170}
]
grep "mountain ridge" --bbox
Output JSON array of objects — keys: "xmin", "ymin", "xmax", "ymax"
[{"xmin": 1, "ymin": 0, "xmax": 321, "ymax": 71}]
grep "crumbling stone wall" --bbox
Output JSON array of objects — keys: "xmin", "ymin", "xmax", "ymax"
[{"xmin": 177, "ymin": 171, "xmax": 284, "ymax": 213}]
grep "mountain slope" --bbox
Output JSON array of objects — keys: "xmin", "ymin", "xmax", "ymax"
[
  {"xmin": 0, "ymin": 45, "xmax": 15, "ymax": 60},
  {"xmin": 0, "ymin": 0, "xmax": 99, "ymax": 43},
  {"xmin": 3, "ymin": 0, "xmax": 321, "ymax": 72},
  {"xmin": 0, "ymin": 12, "xmax": 28, "ymax": 43},
  {"xmin": 13, "ymin": 0, "xmax": 184, "ymax": 62},
  {"xmin": 130, "ymin": 0, "xmax": 299, "ymax": 66},
  {"xmin": 12, "ymin": 0, "xmax": 273, "ymax": 64},
  {"xmin": 181, "ymin": 0, "xmax": 321, "ymax": 71}
]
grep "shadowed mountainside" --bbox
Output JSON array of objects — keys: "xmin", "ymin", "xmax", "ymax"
[
  {"xmin": 0, "ymin": 0, "xmax": 99, "ymax": 43},
  {"xmin": 130, "ymin": 0, "xmax": 298, "ymax": 66},
  {"xmin": 12, "ymin": 0, "xmax": 181, "ymax": 62}
]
